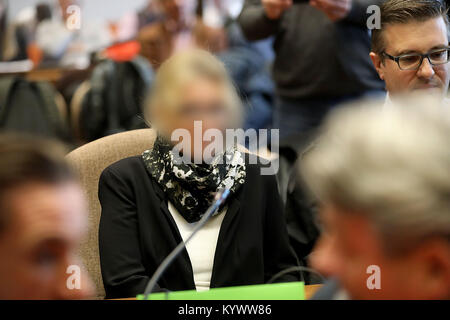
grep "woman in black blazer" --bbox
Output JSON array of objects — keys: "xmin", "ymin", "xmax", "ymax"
[{"xmin": 98, "ymin": 49, "xmax": 299, "ymax": 299}]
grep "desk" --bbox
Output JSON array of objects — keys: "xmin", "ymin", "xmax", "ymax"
[{"xmin": 112, "ymin": 284, "xmax": 322, "ymax": 301}]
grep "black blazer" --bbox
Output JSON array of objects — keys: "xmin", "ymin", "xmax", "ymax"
[{"xmin": 98, "ymin": 156, "xmax": 299, "ymax": 299}]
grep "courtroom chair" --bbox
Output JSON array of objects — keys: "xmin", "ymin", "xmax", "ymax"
[
  {"xmin": 54, "ymin": 90, "xmax": 69, "ymax": 124},
  {"xmin": 66, "ymin": 129, "xmax": 157, "ymax": 299},
  {"xmin": 70, "ymin": 81, "xmax": 91, "ymax": 145}
]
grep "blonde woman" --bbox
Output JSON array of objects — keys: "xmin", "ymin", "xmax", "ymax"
[{"xmin": 98, "ymin": 49, "xmax": 298, "ymax": 299}]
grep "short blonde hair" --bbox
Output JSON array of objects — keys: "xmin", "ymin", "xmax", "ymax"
[{"xmin": 145, "ymin": 49, "xmax": 242, "ymax": 136}]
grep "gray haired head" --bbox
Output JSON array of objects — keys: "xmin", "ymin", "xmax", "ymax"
[{"xmin": 301, "ymin": 94, "xmax": 450, "ymax": 253}]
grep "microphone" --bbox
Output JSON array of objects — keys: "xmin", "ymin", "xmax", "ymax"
[{"xmin": 142, "ymin": 188, "xmax": 231, "ymax": 298}]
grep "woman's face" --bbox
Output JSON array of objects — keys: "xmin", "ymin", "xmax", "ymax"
[{"xmin": 166, "ymin": 77, "xmax": 231, "ymax": 161}]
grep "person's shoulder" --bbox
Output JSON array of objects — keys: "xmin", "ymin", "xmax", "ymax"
[{"xmin": 101, "ymin": 156, "xmax": 147, "ymax": 180}]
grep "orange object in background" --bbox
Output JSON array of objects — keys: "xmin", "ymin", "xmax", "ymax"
[
  {"xmin": 27, "ymin": 43, "xmax": 43, "ymax": 68},
  {"xmin": 109, "ymin": 22, "xmax": 119, "ymax": 42},
  {"xmin": 103, "ymin": 40, "xmax": 141, "ymax": 62}
]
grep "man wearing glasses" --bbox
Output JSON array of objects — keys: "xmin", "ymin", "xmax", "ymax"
[{"xmin": 369, "ymin": 0, "xmax": 450, "ymax": 103}]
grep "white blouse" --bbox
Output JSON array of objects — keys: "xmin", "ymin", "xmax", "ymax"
[{"xmin": 168, "ymin": 201, "xmax": 226, "ymax": 292}]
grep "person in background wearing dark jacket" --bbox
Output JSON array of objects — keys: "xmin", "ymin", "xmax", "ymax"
[
  {"xmin": 238, "ymin": 0, "xmax": 385, "ymax": 140},
  {"xmin": 98, "ymin": 49, "xmax": 299, "ymax": 299}
]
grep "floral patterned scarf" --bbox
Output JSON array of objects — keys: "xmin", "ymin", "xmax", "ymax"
[{"xmin": 142, "ymin": 136, "xmax": 246, "ymax": 223}]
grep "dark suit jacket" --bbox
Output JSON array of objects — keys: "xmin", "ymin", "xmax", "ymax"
[{"xmin": 98, "ymin": 156, "xmax": 299, "ymax": 299}]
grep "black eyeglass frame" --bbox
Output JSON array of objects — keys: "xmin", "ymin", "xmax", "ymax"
[{"xmin": 382, "ymin": 47, "xmax": 450, "ymax": 70}]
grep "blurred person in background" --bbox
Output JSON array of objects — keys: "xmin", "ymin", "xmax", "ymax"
[
  {"xmin": 218, "ymin": 21, "xmax": 276, "ymax": 132},
  {"xmin": 4, "ymin": 0, "xmax": 111, "ymax": 67},
  {"xmin": 34, "ymin": 0, "xmax": 111, "ymax": 68},
  {"xmin": 0, "ymin": 0, "xmax": 34, "ymax": 61},
  {"xmin": 212, "ymin": 0, "xmax": 277, "ymax": 132},
  {"xmin": 19, "ymin": 3, "xmax": 52, "ymax": 62},
  {"xmin": 0, "ymin": 0, "xmax": 49, "ymax": 61},
  {"xmin": 137, "ymin": 21, "xmax": 174, "ymax": 69},
  {"xmin": 134, "ymin": 1, "xmax": 276, "ymax": 131},
  {"xmin": 0, "ymin": 135, "xmax": 93, "ymax": 299},
  {"xmin": 301, "ymin": 96, "xmax": 450, "ymax": 299},
  {"xmin": 369, "ymin": 0, "xmax": 450, "ymax": 105},
  {"xmin": 134, "ymin": 0, "xmax": 227, "ymax": 66},
  {"xmin": 238, "ymin": 0, "xmax": 385, "ymax": 245},
  {"xmin": 196, "ymin": 0, "xmax": 277, "ymax": 133},
  {"xmin": 283, "ymin": 0, "xmax": 450, "ymax": 284},
  {"xmin": 238, "ymin": 0, "xmax": 386, "ymax": 140},
  {"xmin": 142, "ymin": 0, "xmax": 198, "ymax": 50},
  {"xmin": 98, "ymin": 49, "xmax": 298, "ymax": 299}
]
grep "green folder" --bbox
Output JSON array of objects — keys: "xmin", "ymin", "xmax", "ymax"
[{"xmin": 137, "ymin": 281, "xmax": 305, "ymax": 300}]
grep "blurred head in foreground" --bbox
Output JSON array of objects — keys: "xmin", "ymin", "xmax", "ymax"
[
  {"xmin": 0, "ymin": 135, "xmax": 93, "ymax": 299},
  {"xmin": 370, "ymin": 0, "xmax": 450, "ymax": 98},
  {"xmin": 302, "ymin": 96, "xmax": 450, "ymax": 299}
]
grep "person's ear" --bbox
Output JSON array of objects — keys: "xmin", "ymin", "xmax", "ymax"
[
  {"xmin": 370, "ymin": 52, "xmax": 385, "ymax": 81},
  {"xmin": 414, "ymin": 239, "xmax": 450, "ymax": 299}
]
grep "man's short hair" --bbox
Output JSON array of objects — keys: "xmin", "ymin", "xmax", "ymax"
[
  {"xmin": 0, "ymin": 135, "xmax": 75, "ymax": 233},
  {"xmin": 300, "ymin": 95, "xmax": 450, "ymax": 254},
  {"xmin": 371, "ymin": 0, "xmax": 449, "ymax": 56}
]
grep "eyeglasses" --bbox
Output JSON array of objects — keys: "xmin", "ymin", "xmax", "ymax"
[{"xmin": 382, "ymin": 47, "xmax": 450, "ymax": 70}]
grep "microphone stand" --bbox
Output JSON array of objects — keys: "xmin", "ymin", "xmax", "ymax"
[{"xmin": 143, "ymin": 188, "xmax": 231, "ymax": 299}]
